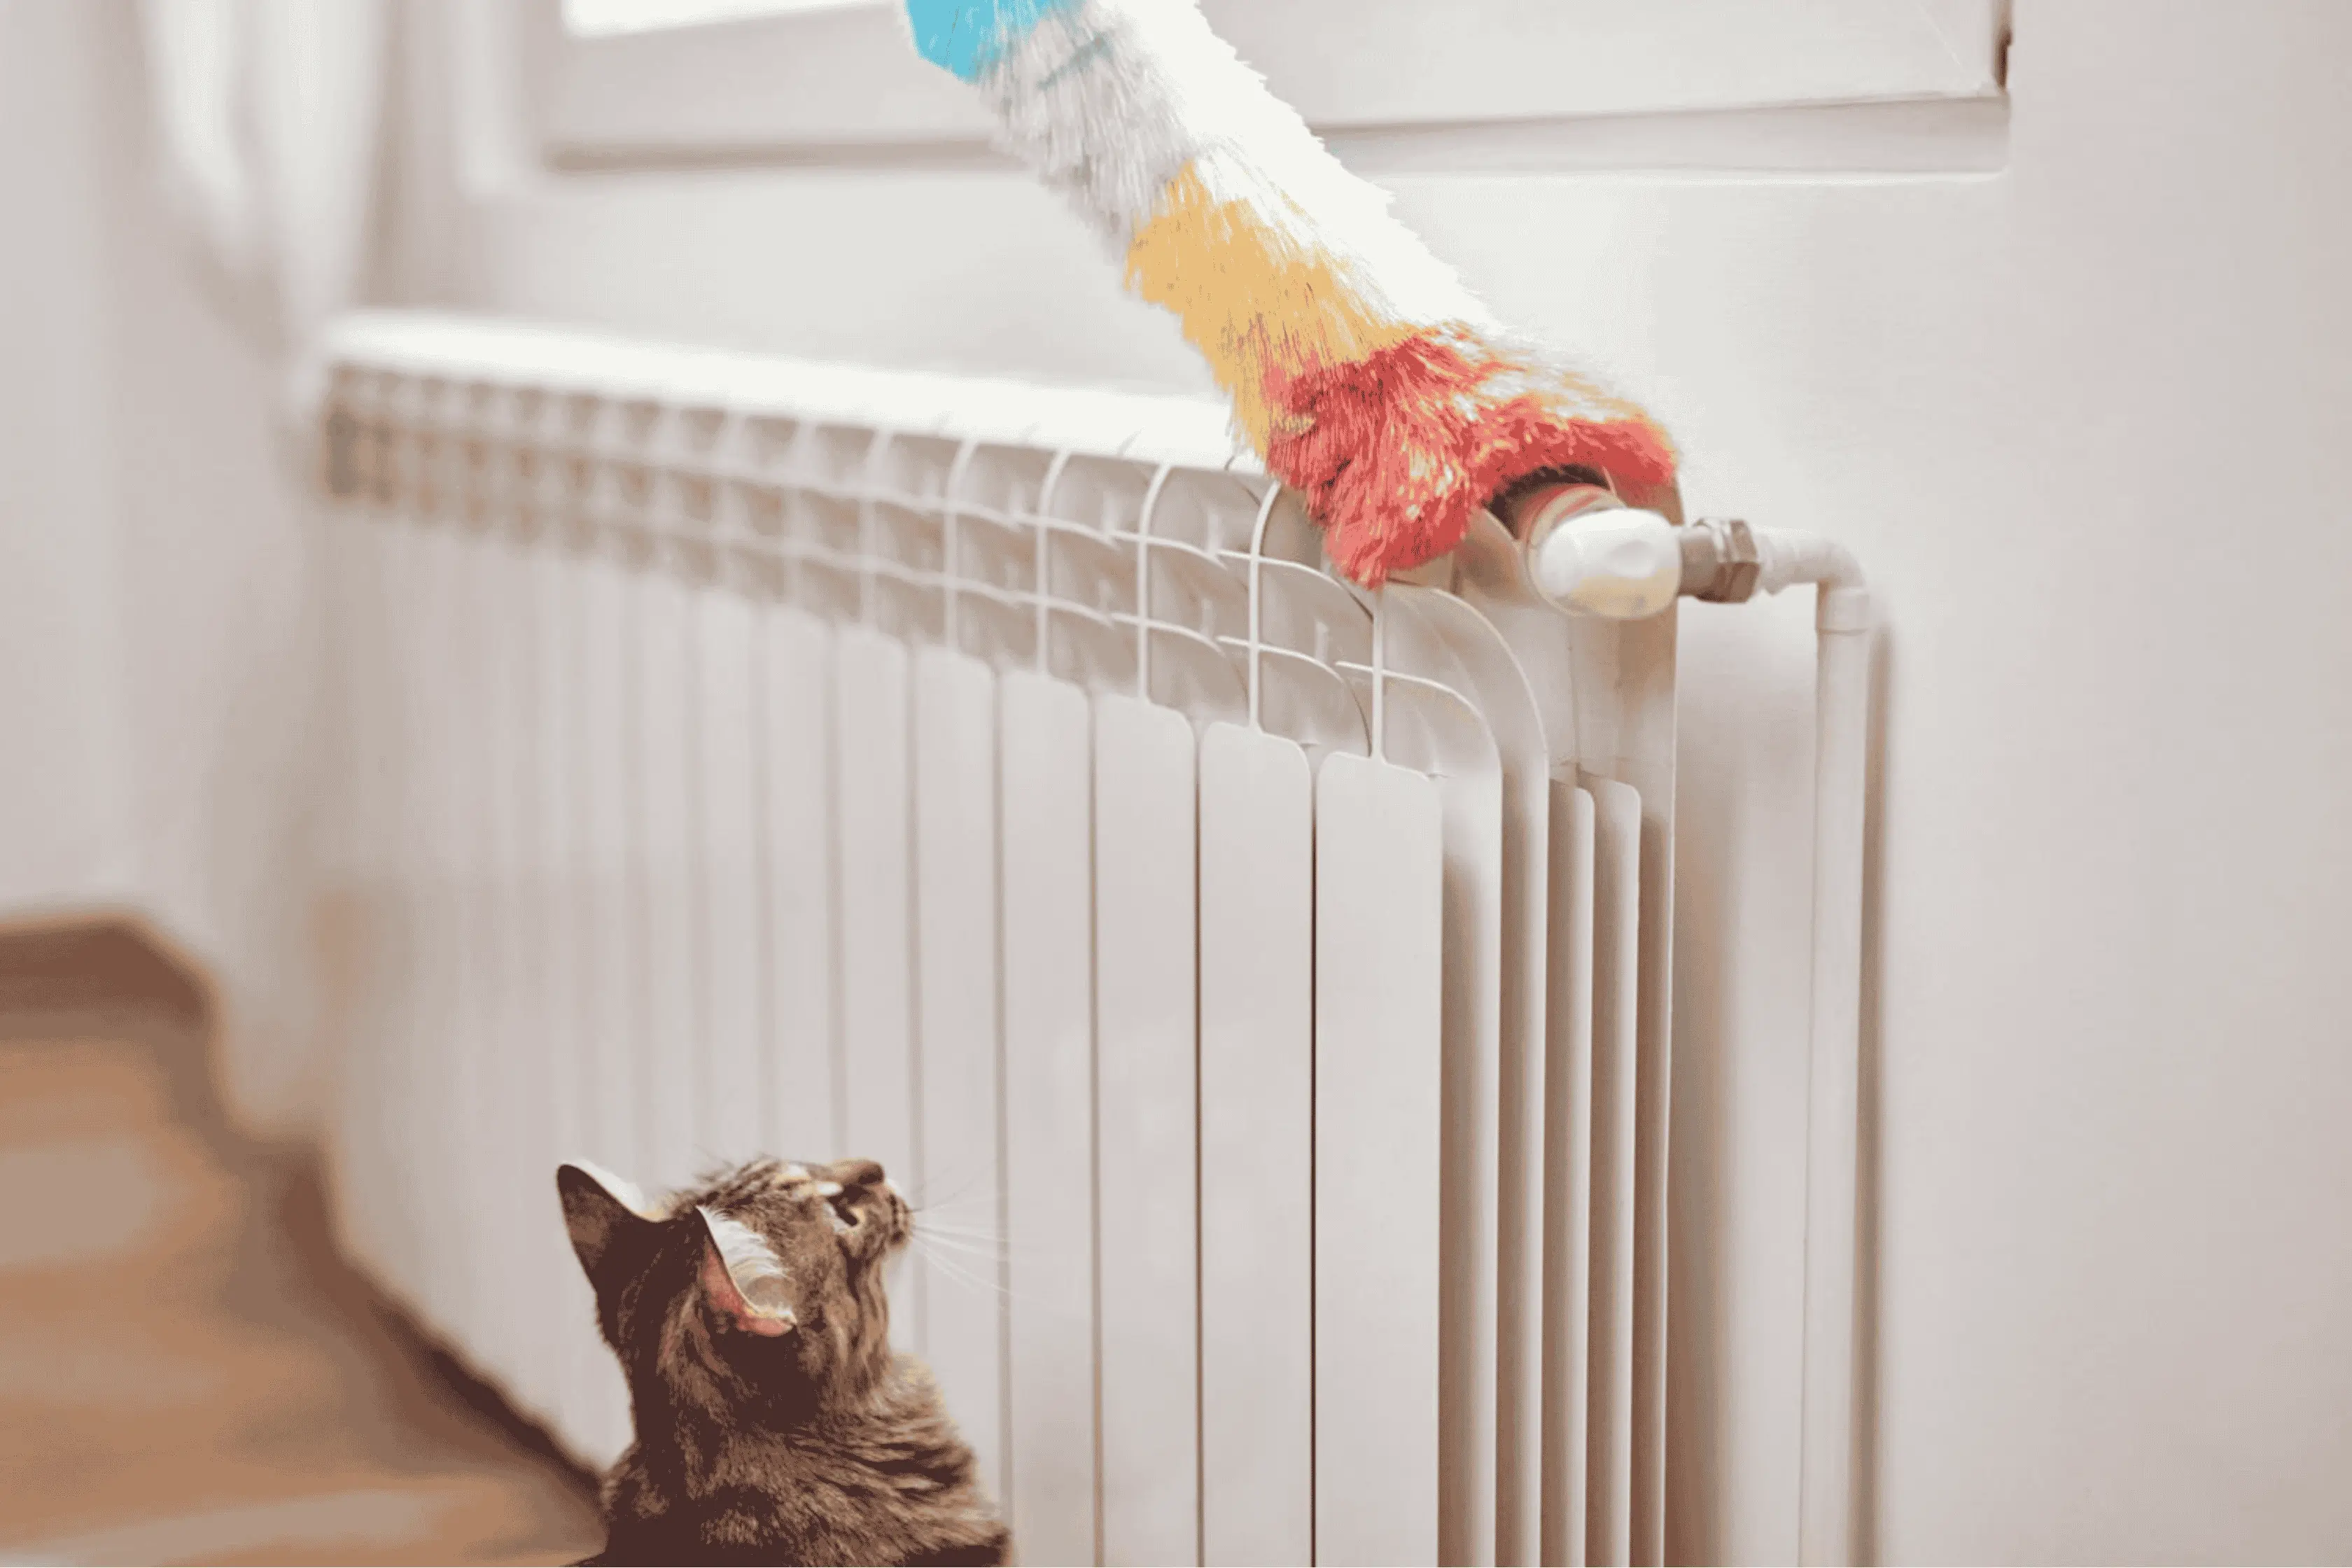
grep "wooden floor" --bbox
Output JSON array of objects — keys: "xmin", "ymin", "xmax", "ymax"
[{"xmin": 0, "ymin": 924, "xmax": 604, "ymax": 1567}]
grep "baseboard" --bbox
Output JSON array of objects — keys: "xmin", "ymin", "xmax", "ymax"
[{"xmin": 0, "ymin": 910, "xmax": 212, "ymax": 1026}]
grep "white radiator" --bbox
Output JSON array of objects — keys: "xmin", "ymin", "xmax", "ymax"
[{"xmin": 312, "ymin": 312, "xmax": 1853, "ymax": 1568}]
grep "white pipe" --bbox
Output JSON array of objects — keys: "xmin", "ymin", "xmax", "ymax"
[
  {"xmin": 1760, "ymin": 536, "xmax": 1861, "ymax": 601},
  {"xmin": 1788, "ymin": 561, "xmax": 1872, "ymax": 1568}
]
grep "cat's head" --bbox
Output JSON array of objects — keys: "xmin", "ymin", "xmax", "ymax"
[{"xmin": 556, "ymin": 1156, "xmax": 912, "ymax": 1418}]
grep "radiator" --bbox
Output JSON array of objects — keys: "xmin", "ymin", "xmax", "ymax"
[{"xmin": 311, "ymin": 312, "xmax": 1865, "ymax": 1568}]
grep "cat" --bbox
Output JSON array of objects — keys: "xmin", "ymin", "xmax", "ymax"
[{"xmin": 557, "ymin": 1154, "xmax": 1009, "ymax": 1567}]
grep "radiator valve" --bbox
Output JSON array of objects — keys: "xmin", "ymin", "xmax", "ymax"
[
  {"xmin": 1680, "ymin": 515, "xmax": 1762, "ymax": 603},
  {"xmin": 1507, "ymin": 482, "xmax": 1788, "ymax": 618},
  {"xmin": 1511, "ymin": 482, "xmax": 1681, "ymax": 619}
]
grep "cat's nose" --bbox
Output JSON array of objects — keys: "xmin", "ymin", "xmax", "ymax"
[{"xmin": 834, "ymin": 1158, "xmax": 887, "ymax": 1191}]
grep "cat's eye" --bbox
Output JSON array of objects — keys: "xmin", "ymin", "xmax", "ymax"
[{"xmin": 827, "ymin": 1190, "xmax": 860, "ymax": 1228}]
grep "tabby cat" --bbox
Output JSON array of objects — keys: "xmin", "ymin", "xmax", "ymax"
[{"xmin": 557, "ymin": 1155, "xmax": 1008, "ymax": 1567}]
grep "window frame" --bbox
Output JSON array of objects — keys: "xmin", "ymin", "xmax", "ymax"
[{"xmin": 524, "ymin": 0, "xmax": 2007, "ymax": 170}]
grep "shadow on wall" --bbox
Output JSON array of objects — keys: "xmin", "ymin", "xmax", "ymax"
[
  {"xmin": 0, "ymin": 918, "xmax": 603, "ymax": 1567},
  {"xmin": 1851, "ymin": 626, "xmax": 1893, "ymax": 1568}
]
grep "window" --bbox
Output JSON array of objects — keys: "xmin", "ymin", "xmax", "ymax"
[
  {"xmin": 562, "ymin": 0, "xmax": 886, "ymax": 38},
  {"xmin": 533, "ymin": 0, "xmax": 2007, "ymax": 172}
]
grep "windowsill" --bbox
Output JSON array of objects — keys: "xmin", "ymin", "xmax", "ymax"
[{"xmin": 540, "ymin": 96, "xmax": 2008, "ymax": 180}]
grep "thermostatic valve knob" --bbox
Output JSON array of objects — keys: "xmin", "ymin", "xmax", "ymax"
[{"xmin": 1514, "ymin": 482, "xmax": 1684, "ymax": 620}]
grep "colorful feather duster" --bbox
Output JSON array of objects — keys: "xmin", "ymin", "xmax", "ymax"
[{"xmin": 901, "ymin": 0, "xmax": 1679, "ymax": 585}]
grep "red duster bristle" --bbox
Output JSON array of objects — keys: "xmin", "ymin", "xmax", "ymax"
[{"xmin": 1264, "ymin": 330, "xmax": 1678, "ymax": 585}]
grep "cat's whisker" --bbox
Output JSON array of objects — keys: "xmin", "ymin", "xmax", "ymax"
[
  {"xmin": 909, "ymin": 1241, "xmax": 1049, "ymax": 1312},
  {"xmin": 907, "ymin": 1241, "xmax": 1077, "ymax": 1316},
  {"xmin": 913, "ymin": 1222, "xmax": 1008, "ymax": 1247},
  {"xmin": 908, "ymin": 1242, "xmax": 990, "ymax": 1293},
  {"xmin": 910, "ymin": 1239, "xmax": 990, "ymax": 1280},
  {"xmin": 911, "ymin": 1236, "xmax": 1006, "ymax": 1270},
  {"xmin": 903, "ymin": 1231, "xmax": 1007, "ymax": 1260},
  {"xmin": 909, "ymin": 1240, "xmax": 1076, "ymax": 1320},
  {"xmin": 909, "ymin": 1228, "xmax": 1011, "ymax": 1259},
  {"xmin": 908, "ymin": 1179, "xmax": 993, "ymax": 1219}
]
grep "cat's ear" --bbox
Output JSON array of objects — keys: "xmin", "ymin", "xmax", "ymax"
[
  {"xmin": 696, "ymin": 1207, "xmax": 797, "ymax": 1335},
  {"xmin": 557, "ymin": 1161, "xmax": 662, "ymax": 1285}
]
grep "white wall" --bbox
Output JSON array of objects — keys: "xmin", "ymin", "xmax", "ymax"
[
  {"xmin": 89, "ymin": 0, "xmax": 330, "ymax": 1137},
  {"xmin": 0, "ymin": 0, "xmax": 326, "ymax": 1137},
  {"xmin": 384, "ymin": 1, "xmax": 2352, "ymax": 1560},
  {"xmin": 0, "ymin": 0, "xmax": 138, "ymax": 913}
]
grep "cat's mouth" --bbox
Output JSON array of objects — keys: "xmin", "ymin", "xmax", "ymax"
[
  {"xmin": 876, "ymin": 1185, "xmax": 913, "ymax": 1254},
  {"xmin": 812, "ymin": 1161, "xmax": 911, "ymax": 1254},
  {"xmin": 843, "ymin": 1182, "xmax": 913, "ymax": 1256}
]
